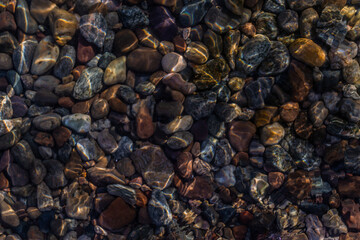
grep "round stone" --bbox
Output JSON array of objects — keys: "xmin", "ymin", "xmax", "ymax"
[
  {"xmin": 73, "ymin": 67, "xmax": 104, "ymax": 100},
  {"xmin": 104, "ymin": 57, "xmax": 126, "ymax": 85},
  {"xmin": 127, "ymin": 47, "xmax": 162, "ymax": 73},
  {"xmin": 184, "ymin": 42, "xmax": 209, "ymax": 64},
  {"xmin": 161, "ymin": 52, "xmax": 187, "ymax": 73},
  {"xmin": 79, "ymin": 13, "xmax": 108, "ymax": 48},
  {"xmin": 289, "ymin": 38, "xmax": 326, "ymax": 67},
  {"xmin": 33, "ymin": 113, "xmax": 61, "ymax": 131},
  {"xmin": 260, "ymin": 122, "xmax": 285, "ymax": 146},
  {"xmin": 31, "ymin": 36, "xmax": 60, "ymax": 75}
]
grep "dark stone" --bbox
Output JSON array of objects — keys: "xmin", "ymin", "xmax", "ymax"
[
  {"xmin": 119, "ymin": 5, "xmax": 149, "ymax": 30},
  {"xmin": 149, "ymin": 6, "xmax": 177, "ymax": 41}
]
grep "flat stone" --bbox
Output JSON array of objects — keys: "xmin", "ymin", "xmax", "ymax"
[
  {"xmin": 104, "ymin": 57, "xmax": 126, "ymax": 85},
  {"xmin": 98, "ymin": 197, "xmax": 136, "ymax": 231},
  {"xmin": 184, "ymin": 42, "xmax": 209, "ymax": 64},
  {"xmin": 113, "ymin": 29, "xmax": 138, "ymax": 56},
  {"xmin": 73, "ymin": 67, "xmax": 103, "ymax": 100},
  {"xmin": 36, "ymin": 181, "xmax": 53, "ymax": 211},
  {"xmin": 54, "ymin": 45, "xmax": 76, "ymax": 79},
  {"xmin": 7, "ymin": 162, "xmax": 28, "ymax": 187},
  {"xmin": 0, "ymin": 201, "xmax": 19, "ymax": 227},
  {"xmin": 127, "ymin": 47, "xmax": 162, "ymax": 73},
  {"xmin": 33, "ymin": 113, "xmax": 61, "ymax": 131},
  {"xmin": 62, "ymin": 113, "xmax": 91, "ymax": 134},
  {"xmin": 131, "ymin": 144, "xmax": 174, "ymax": 190}
]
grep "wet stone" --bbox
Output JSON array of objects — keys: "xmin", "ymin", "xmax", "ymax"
[
  {"xmin": 7, "ymin": 162, "xmax": 28, "ymax": 187},
  {"xmin": 54, "ymin": 45, "xmax": 76, "ymax": 79},
  {"xmin": 48, "ymin": 8, "xmax": 78, "ymax": 46},
  {"xmin": 162, "ymin": 73, "xmax": 196, "ymax": 95},
  {"xmin": 244, "ymin": 77, "xmax": 274, "ymax": 110},
  {"xmin": 72, "ymin": 67, "xmax": 103, "ymax": 100},
  {"xmin": 236, "ymin": 34, "xmax": 271, "ymax": 74},
  {"xmin": 214, "ymin": 103, "xmax": 241, "ymax": 123},
  {"xmin": 136, "ymin": 104, "xmax": 155, "ymax": 139},
  {"xmin": 0, "ymin": 31, "xmax": 18, "ymax": 55},
  {"xmin": 117, "ymin": 85, "xmax": 137, "ymax": 104},
  {"xmin": 289, "ymin": 38, "xmax": 326, "ymax": 67},
  {"xmin": 300, "ymin": 8, "xmax": 319, "ymax": 39},
  {"xmin": 149, "ymin": 6, "xmax": 177, "ymax": 41},
  {"xmin": 127, "ymin": 47, "xmax": 162, "ymax": 73},
  {"xmin": 91, "ymin": 98, "xmax": 109, "ymax": 120},
  {"xmin": 15, "ymin": 0, "xmax": 38, "ymax": 34},
  {"xmin": 204, "ymin": 6, "xmax": 241, "ymax": 34},
  {"xmin": 288, "ymin": 60, "xmax": 313, "ymax": 102},
  {"xmin": 285, "ymin": 170, "xmax": 312, "ymax": 200},
  {"xmin": 255, "ymin": 12, "xmax": 278, "ymax": 40},
  {"xmin": 76, "ymin": 138, "xmax": 102, "ymax": 161},
  {"xmin": 0, "ymin": 53, "xmax": 12, "ymax": 70},
  {"xmin": 11, "ymin": 139, "xmax": 35, "ymax": 170},
  {"xmin": 288, "ymin": 0, "xmax": 318, "ymax": 11},
  {"xmin": 0, "ymin": 11, "xmax": 16, "ymax": 32},
  {"xmin": 343, "ymin": 59, "xmax": 360, "ymax": 84},
  {"xmin": 161, "ymin": 52, "xmax": 187, "ymax": 73},
  {"xmin": 250, "ymin": 172, "xmax": 269, "ymax": 203},
  {"xmin": 322, "ymin": 209, "xmax": 348, "ymax": 235},
  {"xmin": 98, "ymin": 197, "xmax": 136, "ymax": 231},
  {"xmin": 0, "ymin": 201, "xmax": 19, "ymax": 227},
  {"xmin": 131, "ymin": 144, "xmax": 174, "ymax": 190},
  {"xmin": 33, "ymin": 90, "xmax": 58, "ymax": 106},
  {"xmin": 184, "ymin": 91, "xmax": 216, "ymax": 120},
  {"xmin": 0, "ymin": 93, "xmax": 13, "ymax": 120},
  {"xmin": 36, "ymin": 182, "xmax": 53, "ymax": 211},
  {"xmin": 30, "ymin": 0, "xmax": 57, "ymax": 24},
  {"xmin": 104, "ymin": 56, "xmax": 126, "ymax": 85},
  {"xmin": 268, "ymin": 172, "xmax": 285, "ymax": 189},
  {"xmin": 33, "ymin": 113, "xmax": 61, "ymax": 132},
  {"xmin": 214, "ymin": 138, "xmax": 232, "ymax": 167},
  {"xmin": 12, "ymin": 40, "xmax": 37, "ymax": 75},
  {"xmin": 119, "ymin": 5, "xmax": 149, "ymax": 30},
  {"xmin": 280, "ymin": 102, "xmax": 300, "ymax": 122},
  {"xmin": 65, "ymin": 182, "xmax": 91, "ymax": 220},
  {"xmin": 259, "ymin": 41, "xmax": 290, "ymax": 76},
  {"xmin": 223, "ymin": 30, "xmax": 240, "ymax": 70},
  {"xmin": 263, "ymin": 0, "xmax": 286, "ymax": 13},
  {"xmin": 148, "ymin": 190, "xmax": 172, "ymax": 226},
  {"xmin": 184, "ymin": 42, "xmax": 209, "ymax": 65},
  {"xmin": 80, "ymin": 13, "xmax": 107, "ymax": 48},
  {"xmin": 260, "ymin": 122, "xmax": 285, "ymax": 146},
  {"xmin": 228, "ymin": 121, "xmax": 256, "ymax": 152},
  {"xmin": 278, "ymin": 10, "xmax": 299, "ymax": 33},
  {"xmin": 179, "ymin": 0, "xmax": 212, "ymax": 27},
  {"xmin": 308, "ymin": 101, "xmax": 328, "ymax": 127},
  {"xmin": 265, "ymin": 145, "xmax": 292, "ymax": 172},
  {"xmin": 43, "ymin": 160, "xmax": 67, "ymax": 189},
  {"xmin": 62, "ymin": 113, "xmax": 91, "ymax": 134},
  {"xmin": 167, "ymin": 131, "xmax": 193, "ymax": 150},
  {"xmin": 215, "ymin": 165, "xmax": 236, "ymax": 187},
  {"xmin": 31, "ymin": 36, "xmax": 59, "ymax": 76}
]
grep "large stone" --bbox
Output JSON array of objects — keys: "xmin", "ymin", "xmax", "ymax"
[
  {"xmin": 104, "ymin": 57, "xmax": 126, "ymax": 85},
  {"xmin": 79, "ymin": 13, "xmax": 108, "ymax": 48},
  {"xmin": 148, "ymin": 190, "xmax": 173, "ymax": 226},
  {"xmin": 73, "ymin": 67, "xmax": 103, "ymax": 100},
  {"xmin": 62, "ymin": 113, "xmax": 91, "ymax": 134},
  {"xmin": 15, "ymin": 0, "xmax": 38, "ymax": 34},
  {"xmin": 127, "ymin": 47, "xmax": 162, "ymax": 73},
  {"xmin": 48, "ymin": 8, "xmax": 78, "ymax": 46},
  {"xmin": 228, "ymin": 121, "xmax": 256, "ymax": 152},
  {"xmin": 289, "ymin": 38, "xmax": 326, "ymax": 67},
  {"xmin": 54, "ymin": 45, "xmax": 76, "ymax": 79},
  {"xmin": 98, "ymin": 197, "xmax": 136, "ymax": 231},
  {"xmin": 130, "ymin": 144, "xmax": 174, "ymax": 190},
  {"xmin": 31, "ymin": 36, "xmax": 59, "ymax": 75},
  {"xmin": 33, "ymin": 113, "xmax": 61, "ymax": 131}
]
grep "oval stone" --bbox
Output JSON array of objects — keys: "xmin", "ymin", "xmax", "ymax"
[
  {"xmin": 31, "ymin": 36, "xmax": 60, "ymax": 75},
  {"xmin": 73, "ymin": 67, "xmax": 104, "ymax": 100},
  {"xmin": 127, "ymin": 47, "xmax": 162, "ymax": 73},
  {"xmin": 104, "ymin": 57, "xmax": 126, "ymax": 85},
  {"xmin": 289, "ymin": 38, "xmax": 326, "ymax": 67}
]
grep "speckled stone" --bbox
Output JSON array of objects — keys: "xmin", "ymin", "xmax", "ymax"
[
  {"xmin": 80, "ymin": 13, "xmax": 108, "ymax": 48},
  {"xmin": 72, "ymin": 67, "xmax": 103, "ymax": 100}
]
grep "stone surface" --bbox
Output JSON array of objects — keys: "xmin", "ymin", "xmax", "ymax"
[
  {"xmin": 62, "ymin": 113, "xmax": 91, "ymax": 133},
  {"xmin": 148, "ymin": 190, "xmax": 173, "ymax": 226},
  {"xmin": 31, "ymin": 36, "xmax": 59, "ymax": 75},
  {"xmin": 72, "ymin": 67, "xmax": 103, "ymax": 100},
  {"xmin": 79, "ymin": 13, "xmax": 108, "ymax": 48},
  {"xmin": 16, "ymin": 0, "xmax": 38, "ymax": 34},
  {"xmin": 48, "ymin": 8, "xmax": 78, "ymax": 46},
  {"xmin": 161, "ymin": 52, "xmax": 187, "ymax": 73},
  {"xmin": 12, "ymin": 40, "xmax": 37, "ymax": 74},
  {"xmin": 289, "ymin": 38, "xmax": 326, "ymax": 67},
  {"xmin": 104, "ymin": 57, "xmax": 126, "ymax": 85},
  {"xmin": 127, "ymin": 47, "xmax": 162, "ymax": 73},
  {"xmin": 228, "ymin": 121, "xmax": 256, "ymax": 152}
]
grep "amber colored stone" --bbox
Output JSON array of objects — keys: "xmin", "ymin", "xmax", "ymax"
[
  {"xmin": 77, "ymin": 36, "xmax": 95, "ymax": 64},
  {"xmin": 113, "ymin": 29, "xmax": 138, "ymax": 56},
  {"xmin": 48, "ymin": 8, "xmax": 78, "ymax": 46},
  {"xmin": 341, "ymin": 199, "xmax": 360, "ymax": 231},
  {"xmin": 338, "ymin": 176, "xmax": 360, "ymax": 198},
  {"xmin": 173, "ymin": 35, "xmax": 187, "ymax": 53},
  {"xmin": 285, "ymin": 170, "xmax": 312, "ymax": 200},
  {"xmin": 98, "ymin": 197, "xmax": 136, "ymax": 231},
  {"xmin": 254, "ymin": 106, "xmax": 277, "ymax": 127},
  {"xmin": 238, "ymin": 211, "xmax": 253, "ymax": 225},
  {"xmin": 0, "ymin": 172, "xmax": 9, "ymax": 189},
  {"xmin": 135, "ymin": 189, "xmax": 148, "ymax": 207},
  {"xmin": 136, "ymin": 104, "xmax": 155, "ymax": 139},
  {"xmin": 324, "ymin": 140, "xmax": 347, "ymax": 165},
  {"xmin": 177, "ymin": 176, "xmax": 213, "ymax": 199},
  {"xmin": 294, "ymin": 111, "xmax": 313, "ymax": 139},
  {"xmin": 288, "ymin": 60, "xmax": 313, "ymax": 102},
  {"xmin": 228, "ymin": 121, "xmax": 257, "ymax": 152},
  {"xmin": 176, "ymin": 152, "xmax": 193, "ymax": 179},
  {"xmin": 58, "ymin": 97, "xmax": 74, "ymax": 108},
  {"xmin": 289, "ymin": 38, "xmax": 326, "ymax": 67},
  {"xmin": 150, "ymin": 71, "xmax": 167, "ymax": 86},
  {"xmin": 268, "ymin": 172, "xmax": 285, "ymax": 189},
  {"xmin": 280, "ymin": 102, "xmax": 300, "ymax": 122},
  {"xmin": 108, "ymin": 98, "xmax": 127, "ymax": 113},
  {"xmin": 71, "ymin": 100, "xmax": 92, "ymax": 114},
  {"xmin": 64, "ymin": 149, "xmax": 83, "ymax": 180},
  {"xmin": 52, "ymin": 126, "xmax": 71, "ymax": 147},
  {"xmin": 34, "ymin": 132, "xmax": 54, "ymax": 147},
  {"xmin": 322, "ymin": 0, "xmax": 346, "ymax": 7},
  {"xmin": 232, "ymin": 225, "xmax": 247, "ymax": 240},
  {"xmin": 240, "ymin": 23, "xmax": 256, "ymax": 37},
  {"xmin": 72, "ymin": 66, "xmax": 86, "ymax": 81},
  {"xmin": 340, "ymin": 232, "xmax": 360, "ymax": 240}
]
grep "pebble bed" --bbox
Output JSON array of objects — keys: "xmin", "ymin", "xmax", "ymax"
[{"xmin": 0, "ymin": 0, "xmax": 360, "ymax": 239}]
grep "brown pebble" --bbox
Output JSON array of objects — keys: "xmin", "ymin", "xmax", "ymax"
[
  {"xmin": 58, "ymin": 97, "xmax": 74, "ymax": 108},
  {"xmin": 173, "ymin": 35, "xmax": 187, "ymax": 53},
  {"xmin": 0, "ymin": 11, "xmax": 16, "ymax": 32},
  {"xmin": 34, "ymin": 132, "xmax": 54, "ymax": 147},
  {"xmin": 136, "ymin": 104, "xmax": 155, "ymax": 139},
  {"xmin": 52, "ymin": 126, "xmax": 72, "ymax": 147},
  {"xmin": 268, "ymin": 172, "xmax": 285, "ymax": 189}
]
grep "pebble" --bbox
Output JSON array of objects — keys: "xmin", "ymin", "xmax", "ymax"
[
  {"xmin": 127, "ymin": 47, "xmax": 162, "ymax": 73},
  {"xmin": 179, "ymin": 0, "xmax": 212, "ymax": 27},
  {"xmin": 162, "ymin": 73, "xmax": 196, "ymax": 95},
  {"xmin": 288, "ymin": 60, "xmax": 313, "ymax": 102},
  {"xmin": 72, "ymin": 67, "xmax": 103, "ymax": 100},
  {"xmin": 79, "ymin": 13, "xmax": 108, "ymax": 48},
  {"xmin": 215, "ymin": 165, "xmax": 236, "ymax": 187},
  {"xmin": 62, "ymin": 113, "xmax": 91, "ymax": 134},
  {"xmin": 308, "ymin": 101, "xmax": 328, "ymax": 127},
  {"xmin": 184, "ymin": 91, "xmax": 217, "ymax": 120},
  {"xmin": 104, "ymin": 56, "xmax": 126, "ymax": 85},
  {"xmin": 278, "ymin": 9, "xmax": 299, "ymax": 33},
  {"xmin": 228, "ymin": 121, "xmax": 256, "ymax": 152},
  {"xmin": 148, "ymin": 190, "xmax": 172, "ymax": 226},
  {"xmin": 0, "ymin": 31, "xmax": 18, "ymax": 55},
  {"xmin": 204, "ymin": 29, "xmax": 223, "ymax": 59},
  {"xmin": 260, "ymin": 122, "xmax": 285, "ymax": 146},
  {"xmin": 15, "ymin": 0, "xmax": 38, "ymax": 34},
  {"xmin": 119, "ymin": 5, "xmax": 149, "ymax": 30},
  {"xmin": 236, "ymin": 34, "xmax": 271, "ymax": 74},
  {"xmin": 167, "ymin": 131, "xmax": 193, "ymax": 150},
  {"xmin": 65, "ymin": 182, "xmax": 91, "ymax": 220},
  {"xmin": 244, "ymin": 77, "xmax": 274, "ymax": 109},
  {"xmin": 0, "ymin": 53, "xmax": 13, "ymax": 70},
  {"xmin": 0, "ymin": 11, "xmax": 16, "ymax": 32},
  {"xmin": 48, "ymin": 8, "xmax": 78, "ymax": 46},
  {"xmin": 98, "ymin": 197, "xmax": 136, "ymax": 231},
  {"xmin": 91, "ymin": 98, "xmax": 109, "ymax": 120},
  {"xmin": 149, "ymin": 6, "xmax": 177, "ymax": 41},
  {"xmin": 0, "ymin": 200, "xmax": 19, "ymax": 227},
  {"xmin": 0, "ymin": 93, "xmax": 13, "ymax": 120},
  {"xmin": 136, "ymin": 104, "xmax": 155, "ymax": 139},
  {"xmin": 54, "ymin": 45, "xmax": 76, "ymax": 79},
  {"xmin": 265, "ymin": 145, "xmax": 292, "ymax": 172},
  {"xmin": 204, "ymin": 6, "xmax": 241, "ymax": 34},
  {"xmin": 113, "ymin": 29, "xmax": 138, "ymax": 56},
  {"xmin": 289, "ymin": 38, "xmax": 326, "ymax": 67},
  {"xmin": 30, "ymin": 0, "xmax": 57, "ymax": 24},
  {"xmin": 12, "ymin": 40, "xmax": 37, "ymax": 74},
  {"xmin": 43, "ymin": 160, "xmax": 67, "ymax": 188},
  {"xmin": 184, "ymin": 42, "xmax": 209, "ymax": 64},
  {"xmin": 161, "ymin": 52, "xmax": 187, "ymax": 73},
  {"xmin": 131, "ymin": 144, "xmax": 174, "ymax": 190},
  {"xmin": 33, "ymin": 113, "xmax": 61, "ymax": 131},
  {"xmin": 259, "ymin": 41, "xmax": 290, "ymax": 76},
  {"xmin": 31, "ymin": 36, "xmax": 59, "ymax": 75}
]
